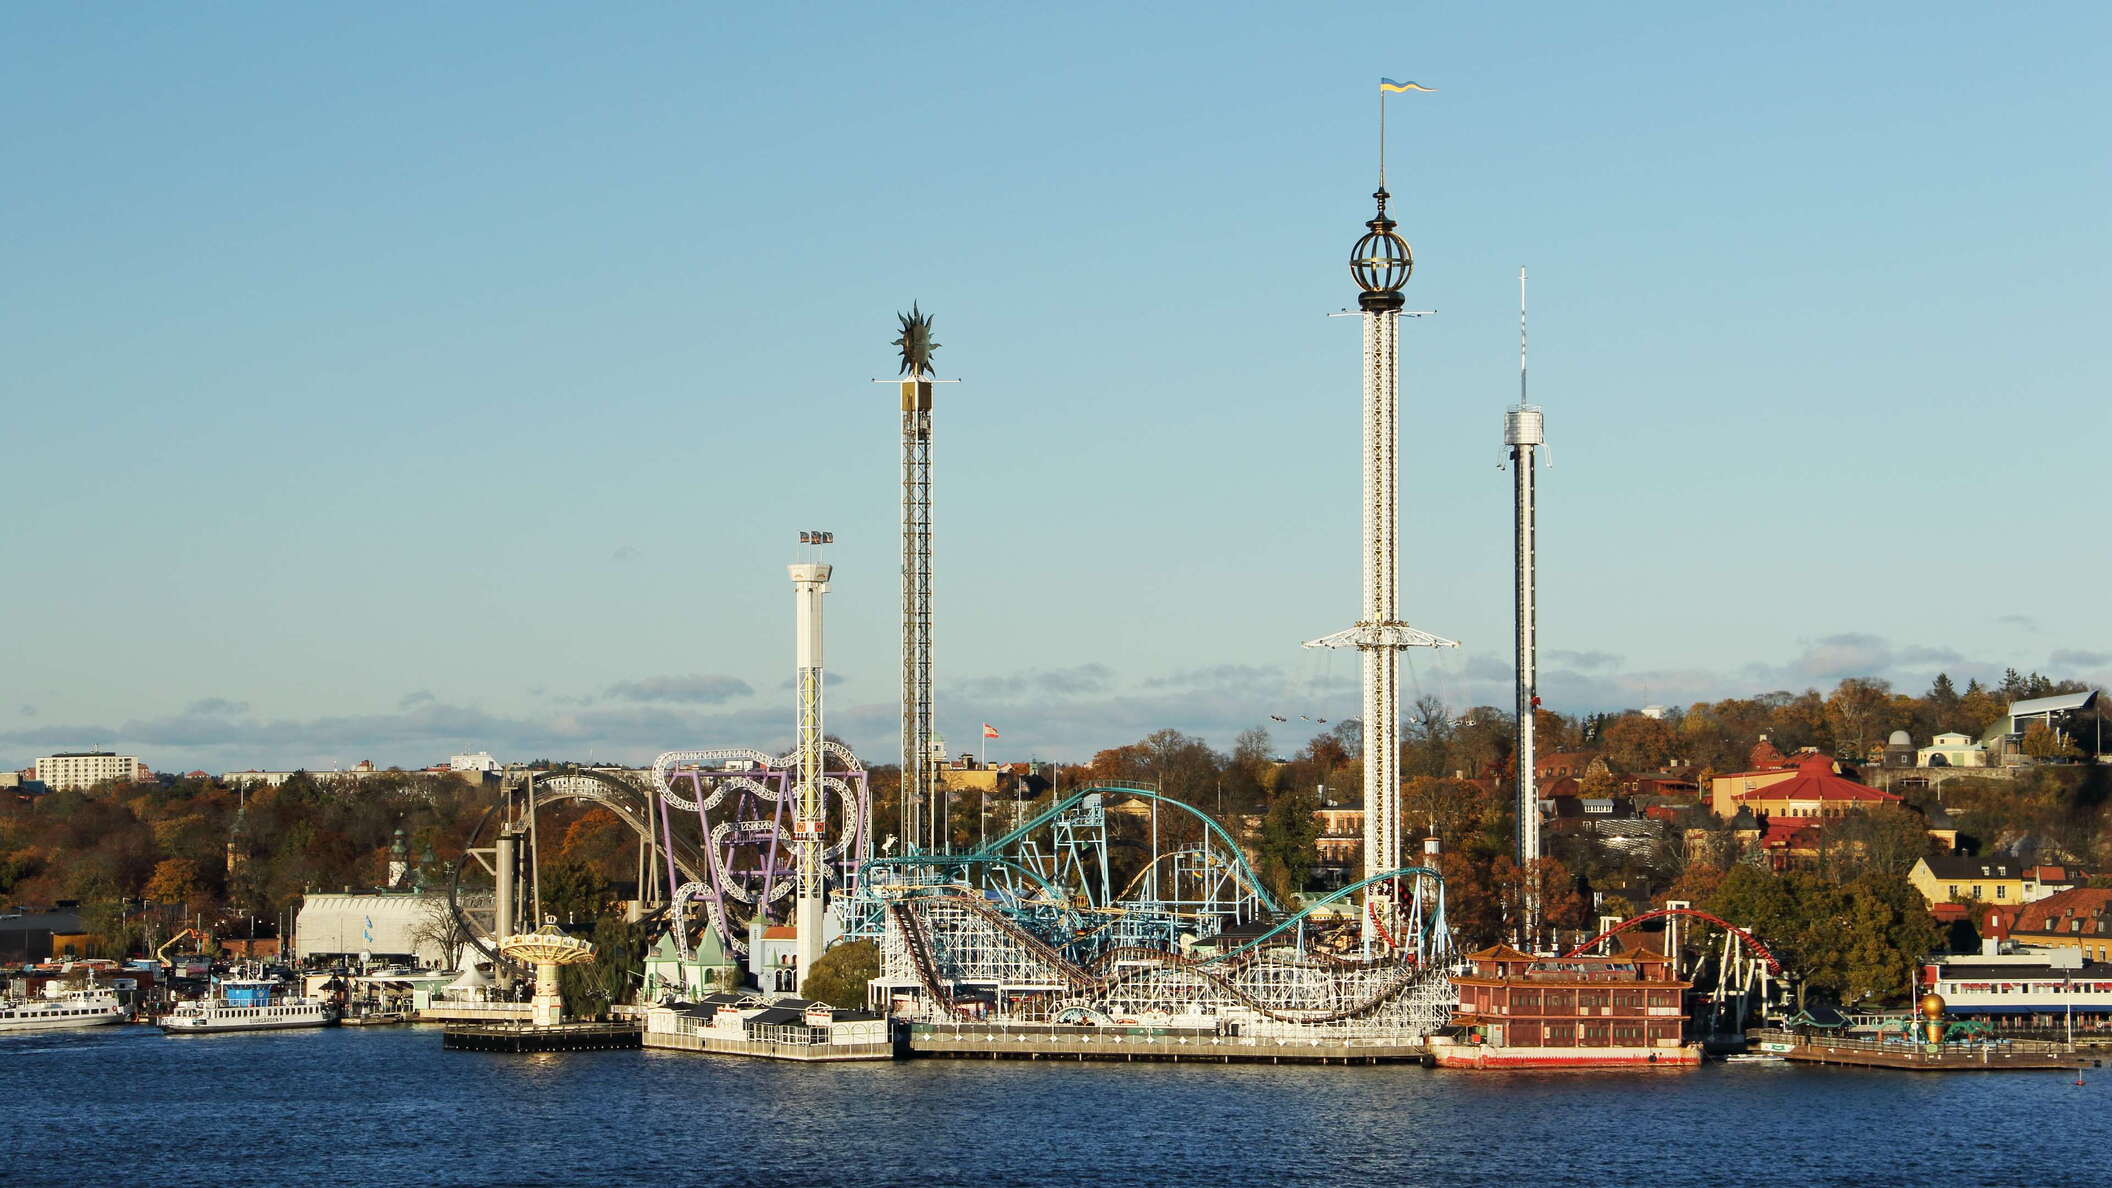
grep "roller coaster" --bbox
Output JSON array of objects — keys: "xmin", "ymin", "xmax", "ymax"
[
  {"xmin": 449, "ymin": 764, "xmax": 1789, "ymax": 1046},
  {"xmin": 858, "ymin": 782, "xmax": 1458, "ymax": 1039}
]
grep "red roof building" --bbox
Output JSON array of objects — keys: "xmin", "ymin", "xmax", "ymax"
[
  {"xmin": 1713, "ymin": 753, "xmax": 1899, "ymax": 819},
  {"xmin": 1749, "ymin": 738, "xmax": 1790, "ymax": 770},
  {"xmin": 2007, "ymin": 888, "xmax": 2112, "ymax": 962}
]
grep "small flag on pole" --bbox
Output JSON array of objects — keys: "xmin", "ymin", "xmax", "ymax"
[
  {"xmin": 982, "ymin": 723, "xmax": 1000, "ymax": 739},
  {"xmin": 1379, "ymin": 79, "xmax": 1436, "ymax": 93}
]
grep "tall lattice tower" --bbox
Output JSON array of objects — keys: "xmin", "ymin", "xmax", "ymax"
[
  {"xmin": 1508, "ymin": 268, "xmax": 1545, "ymax": 876},
  {"xmin": 894, "ymin": 306, "xmax": 939, "ymax": 854},
  {"xmin": 1305, "ymin": 176, "xmax": 1456, "ymax": 951}
]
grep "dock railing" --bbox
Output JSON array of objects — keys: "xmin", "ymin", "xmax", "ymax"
[{"xmin": 1752, "ymin": 1028, "xmax": 2080, "ymax": 1067}]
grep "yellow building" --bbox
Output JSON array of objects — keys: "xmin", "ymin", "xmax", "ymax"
[
  {"xmin": 1711, "ymin": 753, "xmax": 1898, "ymax": 820},
  {"xmin": 1708, "ymin": 768, "xmax": 1799, "ymax": 817},
  {"xmin": 1909, "ymin": 855, "xmax": 2083, "ymax": 908}
]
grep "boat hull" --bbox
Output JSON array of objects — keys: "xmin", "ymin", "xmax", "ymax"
[
  {"xmin": 0, "ymin": 1012, "xmax": 129, "ymax": 1034},
  {"xmin": 159, "ymin": 1016, "xmax": 336, "ymax": 1035},
  {"xmin": 1429, "ymin": 1041, "xmax": 1702, "ymax": 1070}
]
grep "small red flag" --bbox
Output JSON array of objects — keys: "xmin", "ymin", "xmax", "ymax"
[{"xmin": 982, "ymin": 723, "xmax": 1000, "ymax": 739}]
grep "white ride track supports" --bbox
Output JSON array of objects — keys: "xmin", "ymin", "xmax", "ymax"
[
  {"xmin": 1305, "ymin": 304, "xmax": 1456, "ymax": 953},
  {"xmin": 789, "ymin": 560, "xmax": 832, "ymax": 990}
]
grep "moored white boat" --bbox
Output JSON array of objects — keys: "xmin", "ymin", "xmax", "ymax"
[
  {"xmin": 0, "ymin": 982, "xmax": 131, "ymax": 1033},
  {"xmin": 160, "ymin": 976, "xmax": 336, "ymax": 1035}
]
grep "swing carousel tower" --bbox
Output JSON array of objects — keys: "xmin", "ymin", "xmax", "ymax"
[{"xmin": 1304, "ymin": 167, "xmax": 1457, "ymax": 950}]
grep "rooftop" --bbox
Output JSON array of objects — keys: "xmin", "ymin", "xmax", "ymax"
[
  {"xmin": 2011, "ymin": 888, "xmax": 2112, "ymax": 939},
  {"xmin": 1919, "ymin": 854, "xmax": 2034, "ymax": 881},
  {"xmin": 1733, "ymin": 754, "xmax": 1899, "ymax": 805},
  {"xmin": 2009, "ymin": 690, "xmax": 2098, "ymax": 717}
]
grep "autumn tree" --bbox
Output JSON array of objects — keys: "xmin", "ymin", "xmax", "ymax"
[
  {"xmin": 1825, "ymin": 677, "xmax": 1894, "ymax": 760},
  {"xmin": 1602, "ymin": 714, "xmax": 1675, "ymax": 774},
  {"xmin": 2021, "ymin": 721, "xmax": 2079, "ymax": 760},
  {"xmin": 1489, "ymin": 854, "xmax": 1585, "ymax": 949},
  {"xmin": 1821, "ymin": 803, "xmax": 1935, "ymax": 878},
  {"xmin": 144, "ymin": 858, "xmax": 208, "ymax": 914},
  {"xmin": 1957, "ymin": 680, "xmax": 2003, "ymax": 735}
]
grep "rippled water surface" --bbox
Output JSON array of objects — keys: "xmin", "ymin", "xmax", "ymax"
[{"xmin": 6, "ymin": 1026, "xmax": 2103, "ymax": 1186}]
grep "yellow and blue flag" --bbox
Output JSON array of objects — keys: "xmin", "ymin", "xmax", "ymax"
[{"xmin": 1379, "ymin": 79, "xmax": 1436, "ymax": 93}]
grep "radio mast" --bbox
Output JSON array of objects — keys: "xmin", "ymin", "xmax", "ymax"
[{"xmin": 1508, "ymin": 269, "xmax": 1545, "ymax": 876}]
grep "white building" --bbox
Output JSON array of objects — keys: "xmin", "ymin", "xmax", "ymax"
[
  {"xmin": 449, "ymin": 752, "xmax": 502, "ymax": 774},
  {"xmin": 222, "ymin": 761, "xmax": 384, "ymax": 789},
  {"xmin": 293, "ymin": 892, "xmax": 454, "ymax": 966},
  {"xmin": 34, "ymin": 752, "xmax": 147, "ymax": 791},
  {"xmin": 1917, "ymin": 732, "xmax": 1990, "ymax": 768},
  {"xmin": 1922, "ymin": 944, "xmax": 2112, "ymax": 1024}
]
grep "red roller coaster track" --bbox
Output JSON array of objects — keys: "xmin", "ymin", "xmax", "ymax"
[{"xmin": 1559, "ymin": 907, "xmax": 1785, "ymax": 976}]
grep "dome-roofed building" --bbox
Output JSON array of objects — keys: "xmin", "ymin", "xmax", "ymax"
[{"xmin": 1883, "ymin": 729, "xmax": 1918, "ymax": 769}]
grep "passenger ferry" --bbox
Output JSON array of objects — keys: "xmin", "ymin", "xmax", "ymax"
[
  {"xmin": 160, "ymin": 975, "xmax": 336, "ymax": 1035},
  {"xmin": 0, "ymin": 982, "xmax": 130, "ymax": 1033}
]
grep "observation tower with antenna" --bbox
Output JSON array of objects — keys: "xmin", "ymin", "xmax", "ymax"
[
  {"xmin": 1508, "ymin": 269, "xmax": 1545, "ymax": 875},
  {"xmin": 1305, "ymin": 84, "xmax": 1456, "ymax": 952}
]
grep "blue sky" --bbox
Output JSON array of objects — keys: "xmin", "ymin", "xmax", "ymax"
[{"xmin": 4, "ymin": 3, "xmax": 2108, "ymax": 773}]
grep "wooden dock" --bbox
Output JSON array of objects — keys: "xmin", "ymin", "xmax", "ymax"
[
  {"xmin": 908, "ymin": 1022, "xmax": 1428, "ymax": 1064},
  {"xmin": 442, "ymin": 1021, "xmax": 641, "ymax": 1053},
  {"xmin": 1751, "ymin": 1029, "xmax": 2085, "ymax": 1072}
]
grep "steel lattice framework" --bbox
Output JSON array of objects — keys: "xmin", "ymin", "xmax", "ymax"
[
  {"xmin": 900, "ymin": 377, "xmax": 935, "ymax": 854},
  {"xmin": 859, "ymin": 785, "xmax": 1455, "ymax": 1040},
  {"xmin": 1305, "ymin": 186, "xmax": 1456, "ymax": 950}
]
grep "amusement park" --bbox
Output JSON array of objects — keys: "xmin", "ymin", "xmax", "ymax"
[{"xmin": 410, "ymin": 94, "xmax": 2092, "ymax": 1074}]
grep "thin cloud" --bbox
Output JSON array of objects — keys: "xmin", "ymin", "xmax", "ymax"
[
  {"xmin": 2050, "ymin": 649, "xmax": 2112, "ymax": 670},
  {"xmin": 953, "ymin": 664, "xmax": 1115, "ymax": 700},
  {"xmin": 185, "ymin": 697, "xmax": 250, "ymax": 715},
  {"xmin": 1545, "ymin": 649, "xmax": 1621, "ymax": 672},
  {"xmin": 398, "ymin": 690, "xmax": 437, "ymax": 709},
  {"xmin": 1142, "ymin": 664, "xmax": 1279, "ymax": 690},
  {"xmin": 604, "ymin": 674, "xmax": 755, "ymax": 705}
]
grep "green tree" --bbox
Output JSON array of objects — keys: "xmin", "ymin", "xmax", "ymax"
[
  {"xmin": 539, "ymin": 856, "xmax": 615, "ymax": 925},
  {"xmin": 802, "ymin": 938, "xmax": 879, "ymax": 1009},
  {"xmin": 1255, "ymin": 783, "xmax": 1321, "ymax": 902}
]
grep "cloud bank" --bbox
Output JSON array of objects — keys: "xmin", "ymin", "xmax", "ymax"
[{"xmin": 4, "ymin": 635, "xmax": 2105, "ymax": 775}]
